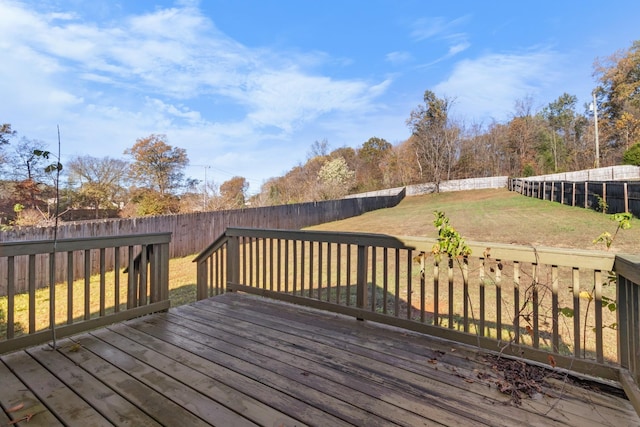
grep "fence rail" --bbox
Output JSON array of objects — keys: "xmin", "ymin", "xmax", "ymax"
[
  {"xmin": 510, "ymin": 178, "xmax": 640, "ymax": 217},
  {"xmin": 0, "ymin": 233, "xmax": 171, "ymax": 354}
]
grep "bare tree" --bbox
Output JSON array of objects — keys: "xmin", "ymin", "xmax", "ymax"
[
  {"xmin": 406, "ymin": 90, "xmax": 460, "ymax": 192},
  {"xmin": 67, "ymin": 155, "xmax": 129, "ymax": 216}
]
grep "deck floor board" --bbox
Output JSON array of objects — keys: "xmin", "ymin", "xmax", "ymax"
[{"xmin": 1, "ymin": 292, "xmax": 638, "ymax": 426}]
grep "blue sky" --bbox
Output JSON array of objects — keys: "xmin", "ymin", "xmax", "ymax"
[{"xmin": 1, "ymin": 0, "xmax": 639, "ymax": 194}]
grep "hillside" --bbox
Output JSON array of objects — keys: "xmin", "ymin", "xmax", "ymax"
[{"xmin": 307, "ymin": 188, "xmax": 640, "ymax": 253}]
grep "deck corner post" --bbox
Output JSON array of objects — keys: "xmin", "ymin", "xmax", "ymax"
[
  {"xmin": 356, "ymin": 243, "xmax": 368, "ymax": 319},
  {"xmin": 227, "ymin": 235, "xmax": 241, "ymax": 291}
]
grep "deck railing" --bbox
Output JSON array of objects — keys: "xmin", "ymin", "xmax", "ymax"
[
  {"xmin": 0, "ymin": 233, "xmax": 171, "ymax": 354},
  {"xmin": 194, "ymin": 228, "xmax": 640, "ymax": 385}
]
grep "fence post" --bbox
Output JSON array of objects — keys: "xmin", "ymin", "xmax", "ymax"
[
  {"xmin": 226, "ymin": 235, "xmax": 240, "ymax": 291},
  {"xmin": 625, "ymin": 182, "xmax": 629, "ymax": 213}
]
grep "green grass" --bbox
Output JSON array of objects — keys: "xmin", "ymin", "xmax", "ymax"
[{"xmin": 307, "ymin": 188, "xmax": 640, "ymax": 253}]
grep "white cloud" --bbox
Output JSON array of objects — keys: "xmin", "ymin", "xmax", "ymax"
[
  {"xmin": 385, "ymin": 51, "xmax": 413, "ymax": 65},
  {"xmin": 409, "ymin": 15, "xmax": 471, "ymax": 65},
  {"xmin": 434, "ymin": 49, "xmax": 560, "ymax": 122}
]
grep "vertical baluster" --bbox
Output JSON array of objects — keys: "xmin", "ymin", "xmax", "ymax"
[
  {"xmin": 28, "ymin": 254, "xmax": 35, "ymax": 333},
  {"xmin": 84, "ymin": 249, "xmax": 91, "ymax": 319},
  {"xmin": 7, "ymin": 256, "xmax": 15, "ymax": 339},
  {"xmin": 572, "ymin": 267, "xmax": 581, "ymax": 357},
  {"xmin": 336, "ymin": 244, "xmax": 342, "ymax": 305},
  {"xmin": 293, "ymin": 240, "xmax": 298, "ymax": 295},
  {"xmin": 532, "ymin": 263, "xmax": 539, "ymax": 348},
  {"xmin": 326, "ymin": 243, "xmax": 332, "ymax": 302},
  {"xmin": 284, "ymin": 239, "xmax": 289, "ymax": 294},
  {"xmin": 139, "ymin": 245, "xmax": 147, "ymax": 306},
  {"xmin": 114, "ymin": 248, "xmax": 120, "ymax": 313},
  {"xmin": 127, "ymin": 246, "xmax": 135, "ymax": 308},
  {"xmin": 371, "ymin": 247, "xmax": 377, "ymax": 312},
  {"xmin": 277, "ymin": 239, "xmax": 282, "ymax": 293},
  {"xmin": 462, "ymin": 257, "xmax": 469, "ymax": 333},
  {"xmin": 513, "ymin": 261, "xmax": 520, "ymax": 344},
  {"xmin": 67, "ymin": 251, "xmax": 74, "ymax": 322},
  {"xmin": 317, "ymin": 241, "xmax": 323, "ymax": 300},
  {"xmin": 495, "ymin": 259, "xmax": 502, "ymax": 340},
  {"xmin": 100, "ymin": 248, "xmax": 106, "ymax": 317},
  {"xmin": 594, "ymin": 270, "xmax": 604, "ymax": 363},
  {"xmin": 394, "ymin": 249, "xmax": 400, "ymax": 317},
  {"xmin": 345, "ymin": 244, "xmax": 351, "ymax": 306},
  {"xmin": 419, "ymin": 250, "xmax": 425, "ymax": 323},
  {"xmin": 479, "ymin": 256, "xmax": 486, "ymax": 336},
  {"xmin": 406, "ymin": 250, "xmax": 412, "ymax": 320},
  {"xmin": 268, "ymin": 238, "xmax": 274, "ymax": 291},
  {"xmin": 551, "ymin": 265, "xmax": 559, "ymax": 353},
  {"xmin": 308, "ymin": 242, "xmax": 314, "ymax": 298},
  {"xmin": 433, "ymin": 256, "xmax": 439, "ymax": 326},
  {"xmin": 382, "ymin": 247, "xmax": 388, "ymax": 315},
  {"xmin": 448, "ymin": 257, "xmax": 454, "ymax": 329}
]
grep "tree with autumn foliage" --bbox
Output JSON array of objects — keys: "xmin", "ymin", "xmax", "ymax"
[
  {"xmin": 124, "ymin": 134, "xmax": 189, "ymax": 195},
  {"xmin": 122, "ymin": 134, "xmax": 189, "ymax": 216},
  {"xmin": 219, "ymin": 176, "xmax": 248, "ymax": 209},
  {"xmin": 594, "ymin": 40, "xmax": 640, "ymax": 162}
]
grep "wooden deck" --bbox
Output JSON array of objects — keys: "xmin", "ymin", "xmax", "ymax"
[{"xmin": 1, "ymin": 293, "xmax": 638, "ymax": 427}]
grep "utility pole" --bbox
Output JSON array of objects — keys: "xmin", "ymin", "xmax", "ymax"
[
  {"xmin": 593, "ymin": 91, "xmax": 600, "ymax": 168},
  {"xmin": 203, "ymin": 166, "xmax": 209, "ymax": 211}
]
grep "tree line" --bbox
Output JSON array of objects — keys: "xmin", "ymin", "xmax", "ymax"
[{"xmin": 1, "ymin": 40, "xmax": 639, "ymax": 227}]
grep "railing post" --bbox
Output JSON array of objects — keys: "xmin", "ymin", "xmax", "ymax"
[
  {"xmin": 226, "ymin": 235, "xmax": 240, "ymax": 291},
  {"xmin": 149, "ymin": 241, "xmax": 170, "ymax": 303},
  {"xmin": 356, "ymin": 244, "xmax": 368, "ymax": 314},
  {"xmin": 196, "ymin": 258, "xmax": 208, "ymax": 300},
  {"xmin": 615, "ymin": 254, "xmax": 640, "ymax": 383}
]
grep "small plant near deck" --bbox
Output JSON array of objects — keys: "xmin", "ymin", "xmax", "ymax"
[
  {"xmin": 594, "ymin": 194, "xmax": 608, "ymax": 214},
  {"xmin": 431, "ymin": 210, "xmax": 472, "ymax": 261}
]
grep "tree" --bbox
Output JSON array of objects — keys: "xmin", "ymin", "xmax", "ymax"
[
  {"xmin": 67, "ymin": 155, "xmax": 129, "ymax": 216},
  {"xmin": 125, "ymin": 188, "xmax": 179, "ymax": 216},
  {"xmin": 406, "ymin": 90, "xmax": 460, "ymax": 192},
  {"xmin": 317, "ymin": 157, "xmax": 355, "ymax": 200},
  {"xmin": 357, "ymin": 137, "xmax": 392, "ymax": 190},
  {"xmin": 2, "ymin": 138, "xmax": 53, "ymax": 208},
  {"xmin": 540, "ymin": 93, "xmax": 578, "ymax": 173},
  {"xmin": 0, "ymin": 124, "xmax": 15, "ymax": 165},
  {"xmin": 594, "ymin": 40, "xmax": 640, "ymax": 159},
  {"xmin": 124, "ymin": 134, "xmax": 188, "ymax": 195},
  {"xmin": 307, "ymin": 138, "xmax": 330, "ymax": 159},
  {"xmin": 219, "ymin": 176, "xmax": 248, "ymax": 209},
  {"xmin": 623, "ymin": 142, "xmax": 640, "ymax": 165}
]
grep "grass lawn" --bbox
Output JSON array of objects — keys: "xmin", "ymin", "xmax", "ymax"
[{"xmin": 308, "ymin": 188, "xmax": 640, "ymax": 253}]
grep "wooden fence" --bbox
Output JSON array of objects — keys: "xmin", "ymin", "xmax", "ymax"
[
  {"xmin": 510, "ymin": 178, "xmax": 640, "ymax": 217},
  {"xmin": 0, "ymin": 190, "xmax": 405, "ymax": 295}
]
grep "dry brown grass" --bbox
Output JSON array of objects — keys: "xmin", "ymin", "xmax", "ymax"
[{"xmin": 308, "ymin": 188, "xmax": 640, "ymax": 253}]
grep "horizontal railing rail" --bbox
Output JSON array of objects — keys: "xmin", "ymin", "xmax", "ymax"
[
  {"xmin": 0, "ymin": 233, "xmax": 171, "ymax": 354},
  {"xmin": 195, "ymin": 227, "xmax": 628, "ymax": 383}
]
